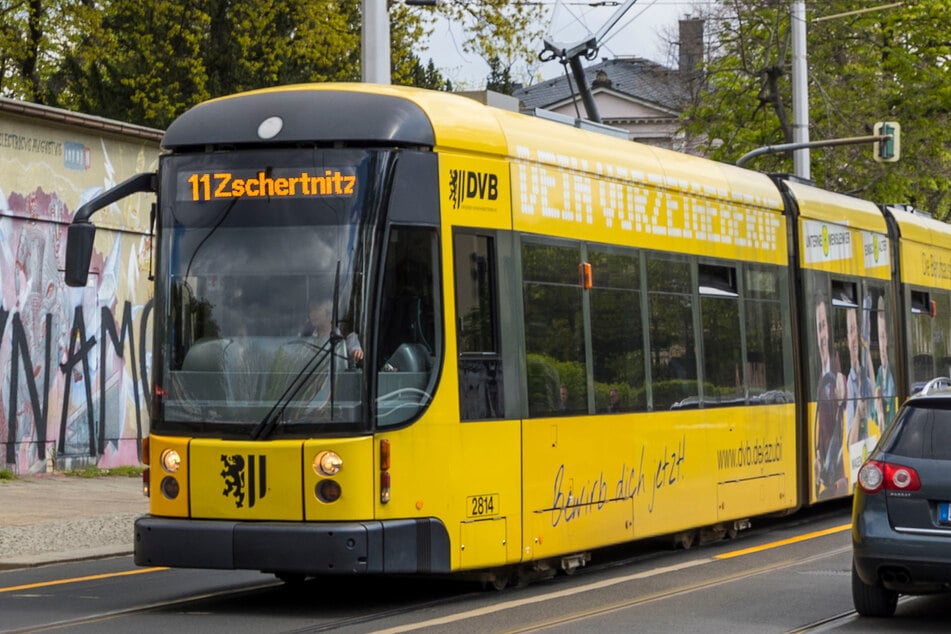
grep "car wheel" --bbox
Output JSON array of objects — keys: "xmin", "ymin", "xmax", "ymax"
[{"xmin": 851, "ymin": 562, "xmax": 898, "ymax": 617}]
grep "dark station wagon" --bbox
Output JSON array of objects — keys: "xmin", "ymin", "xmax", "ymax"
[{"xmin": 852, "ymin": 378, "xmax": 951, "ymax": 617}]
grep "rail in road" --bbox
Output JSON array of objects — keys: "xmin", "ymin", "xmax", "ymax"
[{"xmin": 1, "ymin": 505, "xmax": 946, "ymax": 633}]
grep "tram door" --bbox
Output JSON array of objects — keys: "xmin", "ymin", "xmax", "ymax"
[{"xmin": 452, "ymin": 231, "xmax": 521, "ymax": 569}]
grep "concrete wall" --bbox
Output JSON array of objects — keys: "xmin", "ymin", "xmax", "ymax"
[{"xmin": 0, "ymin": 99, "xmax": 161, "ymax": 474}]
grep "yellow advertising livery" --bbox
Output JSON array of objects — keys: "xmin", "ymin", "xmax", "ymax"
[{"xmin": 63, "ymin": 84, "xmax": 951, "ymax": 586}]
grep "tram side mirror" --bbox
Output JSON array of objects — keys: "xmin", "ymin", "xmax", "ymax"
[
  {"xmin": 65, "ymin": 222, "xmax": 96, "ymax": 287},
  {"xmin": 62, "ymin": 171, "xmax": 157, "ymax": 288}
]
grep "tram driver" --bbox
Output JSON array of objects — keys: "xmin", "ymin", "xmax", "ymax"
[{"xmin": 300, "ymin": 300, "xmax": 364, "ymax": 366}]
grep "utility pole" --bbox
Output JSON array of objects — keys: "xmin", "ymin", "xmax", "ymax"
[
  {"xmin": 791, "ymin": 0, "xmax": 809, "ymax": 180},
  {"xmin": 362, "ymin": 0, "xmax": 390, "ymax": 84}
]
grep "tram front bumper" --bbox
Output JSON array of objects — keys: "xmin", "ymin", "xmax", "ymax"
[{"xmin": 134, "ymin": 515, "xmax": 451, "ymax": 575}]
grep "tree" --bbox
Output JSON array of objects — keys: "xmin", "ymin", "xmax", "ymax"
[
  {"xmin": 0, "ymin": 0, "xmax": 101, "ymax": 104},
  {"xmin": 429, "ymin": 0, "xmax": 545, "ymax": 90},
  {"xmin": 56, "ymin": 0, "xmax": 211, "ymax": 127},
  {"xmin": 682, "ymin": 0, "xmax": 951, "ymax": 218},
  {"xmin": 485, "ymin": 57, "xmax": 517, "ymax": 95},
  {"xmin": 8, "ymin": 0, "xmax": 451, "ymax": 128},
  {"xmin": 390, "ymin": 2, "xmax": 451, "ymax": 90}
]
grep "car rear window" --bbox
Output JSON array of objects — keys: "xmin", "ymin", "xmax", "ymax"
[{"xmin": 884, "ymin": 402, "xmax": 951, "ymax": 460}]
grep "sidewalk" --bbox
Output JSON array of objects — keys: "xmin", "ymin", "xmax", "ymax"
[{"xmin": 0, "ymin": 474, "xmax": 148, "ymax": 569}]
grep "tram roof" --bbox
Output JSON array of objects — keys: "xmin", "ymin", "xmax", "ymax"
[
  {"xmin": 883, "ymin": 203, "xmax": 951, "ymax": 248},
  {"xmin": 782, "ymin": 178, "xmax": 886, "ymax": 233},
  {"xmin": 164, "ymin": 83, "xmax": 783, "ymax": 212}
]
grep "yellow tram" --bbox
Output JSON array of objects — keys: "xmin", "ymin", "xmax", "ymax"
[{"xmin": 63, "ymin": 84, "xmax": 951, "ymax": 584}]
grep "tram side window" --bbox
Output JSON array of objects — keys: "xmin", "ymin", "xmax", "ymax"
[
  {"xmin": 523, "ymin": 241, "xmax": 588, "ymax": 416},
  {"xmin": 744, "ymin": 266, "xmax": 791, "ymax": 402},
  {"xmin": 932, "ymin": 292, "xmax": 951, "ymax": 379},
  {"xmin": 589, "ymin": 248, "xmax": 645, "ymax": 412},
  {"xmin": 830, "ymin": 282, "xmax": 856, "ymax": 394},
  {"xmin": 909, "ymin": 290, "xmax": 934, "ymax": 385},
  {"xmin": 699, "ymin": 264, "xmax": 742, "ymax": 407},
  {"xmin": 647, "ymin": 256, "xmax": 696, "ymax": 410},
  {"xmin": 376, "ymin": 227, "xmax": 439, "ymax": 427},
  {"xmin": 454, "ymin": 233, "xmax": 503, "ymax": 420},
  {"xmin": 867, "ymin": 284, "xmax": 898, "ymax": 431}
]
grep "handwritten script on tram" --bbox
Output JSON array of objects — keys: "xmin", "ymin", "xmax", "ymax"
[{"xmin": 183, "ymin": 169, "xmax": 357, "ymax": 202}]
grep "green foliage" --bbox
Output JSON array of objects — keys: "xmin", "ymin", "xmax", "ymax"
[
  {"xmin": 0, "ymin": 467, "xmax": 15, "ymax": 481},
  {"xmin": 0, "ymin": 0, "xmax": 99, "ymax": 104},
  {"xmin": 2, "ymin": 0, "xmax": 454, "ymax": 128},
  {"xmin": 683, "ymin": 0, "xmax": 951, "ymax": 217},
  {"xmin": 64, "ymin": 464, "xmax": 143, "ymax": 478},
  {"xmin": 486, "ymin": 58, "xmax": 517, "ymax": 95},
  {"xmin": 435, "ymin": 0, "xmax": 545, "ymax": 89},
  {"xmin": 391, "ymin": 3, "xmax": 450, "ymax": 91},
  {"xmin": 0, "ymin": 1, "xmax": 540, "ymax": 123}
]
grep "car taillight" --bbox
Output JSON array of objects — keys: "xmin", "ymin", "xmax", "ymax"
[
  {"xmin": 857, "ymin": 460, "xmax": 921, "ymax": 494},
  {"xmin": 885, "ymin": 463, "xmax": 921, "ymax": 491}
]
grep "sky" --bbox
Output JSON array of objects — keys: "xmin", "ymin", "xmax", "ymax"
[{"xmin": 418, "ymin": 1, "xmax": 704, "ymax": 89}]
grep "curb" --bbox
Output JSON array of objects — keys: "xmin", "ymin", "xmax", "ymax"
[{"xmin": 0, "ymin": 545, "xmax": 133, "ymax": 571}]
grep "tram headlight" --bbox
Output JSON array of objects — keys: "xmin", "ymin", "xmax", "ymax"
[
  {"xmin": 313, "ymin": 450, "xmax": 343, "ymax": 476},
  {"xmin": 160, "ymin": 449, "xmax": 181, "ymax": 473},
  {"xmin": 161, "ymin": 476, "xmax": 180, "ymax": 499},
  {"xmin": 315, "ymin": 479, "xmax": 342, "ymax": 503}
]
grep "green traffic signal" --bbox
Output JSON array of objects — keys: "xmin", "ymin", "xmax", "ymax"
[{"xmin": 873, "ymin": 121, "xmax": 900, "ymax": 162}]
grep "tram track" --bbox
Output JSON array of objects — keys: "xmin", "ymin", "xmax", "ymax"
[
  {"xmin": 1, "ymin": 510, "xmax": 855, "ymax": 634},
  {"xmin": 0, "ymin": 571, "xmax": 488, "ymax": 634},
  {"xmin": 0, "ymin": 579, "xmax": 282, "ymax": 634},
  {"xmin": 393, "ymin": 546, "xmax": 854, "ymax": 634}
]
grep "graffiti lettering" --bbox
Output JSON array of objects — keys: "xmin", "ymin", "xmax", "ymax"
[
  {"xmin": 614, "ymin": 445, "xmax": 647, "ymax": 503},
  {"xmin": 2, "ymin": 300, "xmax": 152, "ymax": 468},
  {"xmin": 549, "ymin": 436, "xmax": 688, "ymax": 527},
  {"xmin": 651, "ymin": 435, "xmax": 686, "ymax": 513},
  {"xmin": 0, "ymin": 132, "xmax": 63, "ymax": 156},
  {"xmin": 550, "ymin": 464, "xmax": 610, "ymax": 527},
  {"xmin": 5, "ymin": 311, "xmax": 54, "ymax": 463}
]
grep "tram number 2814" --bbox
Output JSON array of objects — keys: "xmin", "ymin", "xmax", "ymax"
[{"xmin": 467, "ymin": 494, "xmax": 500, "ymax": 518}]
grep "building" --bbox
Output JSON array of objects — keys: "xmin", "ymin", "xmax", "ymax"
[{"xmin": 0, "ymin": 98, "xmax": 160, "ymax": 474}]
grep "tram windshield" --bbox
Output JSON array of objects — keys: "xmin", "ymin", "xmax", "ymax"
[{"xmin": 153, "ymin": 148, "xmax": 391, "ymax": 435}]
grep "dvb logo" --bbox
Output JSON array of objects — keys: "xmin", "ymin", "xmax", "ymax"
[{"xmin": 449, "ymin": 170, "xmax": 499, "ymax": 209}]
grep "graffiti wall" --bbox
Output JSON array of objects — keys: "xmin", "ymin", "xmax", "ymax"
[{"xmin": 0, "ymin": 99, "xmax": 161, "ymax": 474}]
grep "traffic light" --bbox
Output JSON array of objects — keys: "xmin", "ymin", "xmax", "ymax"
[{"xmin": 873, "ymin": 121, "xmax": 900, "ymax": 162}]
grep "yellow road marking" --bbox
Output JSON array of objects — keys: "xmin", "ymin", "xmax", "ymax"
[
  {"xmin": 0, "ymin": 567, "xmax": 167, "ymax": 593},
  {"xmin": 714, "ymin": 523, "xmax": 851, "ymax": 559}
]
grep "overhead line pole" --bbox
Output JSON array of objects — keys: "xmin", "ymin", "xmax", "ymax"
[
  {"xmin": 362, "ymin": 0, "xmax": 391, "ymax": 84},
  {"xmin": 791, "ymin": 0, "xmax": 810, "ymax": 180},
  {"xmin": 787, "ymin": 1, "xmax": 903, "ymax": 178}
]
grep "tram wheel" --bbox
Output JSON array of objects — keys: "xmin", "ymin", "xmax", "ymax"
[
  {"xmin": 482, "ymin": 569, "xmax": 512, "ymax": 591},
  {"xmin": 674, "ymin": 529, "xmax": 698, "ymax": 550}
]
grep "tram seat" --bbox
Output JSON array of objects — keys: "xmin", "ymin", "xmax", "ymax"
[
  {"xmin": 385, "ymin": 343, "xmax": 431, "ymax": 373},
  {"xmin": 180, "ymin": 338, "xmax": 231, "ymax": 402},
  {"xmin": 182, "ymin": 338, "xmax": 228, "ymax": 373},
  {"xmin": 377, "ymin": 344, "xmax": 432, "ymax": 425}
]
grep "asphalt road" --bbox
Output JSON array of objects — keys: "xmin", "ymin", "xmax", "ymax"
[{"xmin": 1, "ymin": 500, "xmax": 948, "ymax": 633}]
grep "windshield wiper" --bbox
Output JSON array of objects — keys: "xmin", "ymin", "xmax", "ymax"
[
  {"xmin": 249, "ymin": 335, "xmax": 341, "ymax": 440},
  {"xmin": 250, "ymin": 261, "xmax": 345, "ymax": 440}
]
